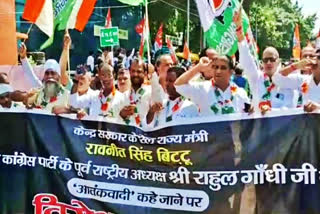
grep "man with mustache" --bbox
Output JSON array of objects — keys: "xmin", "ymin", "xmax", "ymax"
[
  {"xmin": 25, "ymin": 59, "xmax": 69, "ymax": 112},
  {"xmin": 174, "ymin": 55, "xmax": 251, "ymax": 116},
  {"xmin": 272, "ymin": 49, "xmax": 320, "ymax": 112},
  {"xmin": 146, "ymin": 67, "xmax": 199, "ymax": 127},
  {"xmin": 60, "ymin": 63, "xmax": 125, "ymax": 121},
  {"xmin": 120, "ymin": 58, "xmax": 152, "ymax": 127}
]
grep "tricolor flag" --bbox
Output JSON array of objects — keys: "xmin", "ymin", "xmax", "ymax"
[
  {"xmin": 23, "ymin": 0, "xmax": 97, "ymax": 50},
  {"xmin": 195, "ymin": 0, "xmax": 250, "ymax": 56},
  {"xmin": 22, "ymin": 0, "xmax": 54, "ymax": 38},
  {"xmin": 154, "ymin": 23, "xmax": 163, "ymax": 52},
  {"xmin": 183, "ymin": 41, "xmax": 191, "ymax": 61},
  {"xmin": 292, "ymin": 24, "xmax": 301, "ymax": 60},
  {"xmin": 105, "ymin": 8, "xmax": 112, "ymax": 28},
  {"xmin": 166, "ymin": 37, "xmax": 178, "ymax": 63}
]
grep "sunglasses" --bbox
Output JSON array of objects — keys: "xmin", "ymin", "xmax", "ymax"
[{"xmin": 262, "ymin": 57, "xmax": 277, "ymax": 63}]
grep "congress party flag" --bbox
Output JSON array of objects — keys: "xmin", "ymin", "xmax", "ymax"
[{"xmin": 195, "ymin": 0, "xmax": 250, "ymax": 56}]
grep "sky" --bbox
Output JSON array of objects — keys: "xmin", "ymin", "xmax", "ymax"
[{"xmin": 292, "ymin": 0, "xmax": 320, "ymax": 35}]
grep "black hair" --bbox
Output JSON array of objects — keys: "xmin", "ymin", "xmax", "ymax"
[
  {"xmin": 199, "ymin": 48, "xmax": 210, "ymax": 58},
  {"xmin": 234, "ymin": 65, "xmax": 243, "ymax": 75},
  {"xmin": 220, "ymin": 55, "xmax": 235, "ymax": 70},
  {"xmin": 167, "ymin": 67, "xmax": 186, "ymax": 78}
]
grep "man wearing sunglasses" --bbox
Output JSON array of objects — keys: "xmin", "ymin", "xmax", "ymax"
[
  {"xmin": 234, "ymin": 10, "xmax": 296, "ymax": 113},
  {"xmin": 272, "ymin": 49, "xmax": 320, "ymax": 112}
]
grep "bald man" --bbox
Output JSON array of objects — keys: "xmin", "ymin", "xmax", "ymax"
[{"xmin": 235, "ymin": 10, "xmax": 296, "ymax": 112}]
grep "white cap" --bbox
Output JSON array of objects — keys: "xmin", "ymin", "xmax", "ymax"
[
  {"xmin": 44, "ymin": 59, "xmax": 61, "ymax": 76},
  {"xmin": 0, "ymin": 84, "xmax": 13, "ymax": 95}
]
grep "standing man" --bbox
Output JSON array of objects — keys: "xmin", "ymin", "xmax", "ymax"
[
  {"xmin": 147, "ymin": 67, "xmax": 198, "ymax": 127},
  {"xmin": 25, "ymin": 59, "xmax": 69, "ymax": 112},
  {"xmin": 272, "ymin": 49, "xmax": 319, "ymax": 112},
  {"xmin": 116, "ymin": 68, "xmax": 131, "ymax": 93},
  {"xmin": 155, "ymin": 54, "xmax": 173, "ymax": 90},
  {"xmin": 234, "ymin": 10, "xmax": 296, "ymax": 112},
  {"xmin": 175, "ymin": 55, "xmax": 251, "ymax": 116},
  {"xmin": 0, "ymin": 84, "xmax": 24, "ymax": 109},
  {"xmin": 120, "ymin": 59, "xmax": 152, "ymax": 127},
  {"xmin": 72, "ymin": 63, "xmax": 125, "ymax": 120}
]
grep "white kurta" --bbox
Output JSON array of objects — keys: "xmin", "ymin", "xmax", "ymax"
[
  {"xmin": 175, "ymin": 81, "xmax": 250, "ymax": 116},
  {"xmin": 122, "ymin": 85, "xmax": 152, "ymax": 126},
  {"xmin": 238, "ymin": 41, "xmax": 297, "ymax": 109},
  {"xmin": 273, "ymin": 72, "xmax": 320, "ymax": 104},
  {"xmin": 150, "ymin": 97, "xmax": 199, "ymax": 128}
]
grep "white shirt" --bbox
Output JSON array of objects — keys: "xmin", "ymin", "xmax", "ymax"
[
  {"xmin": 86, "ymin": 55, "xmax": 94, "ymax": 72},
  {"xmin": 69, "ymin": 88, "xmax": 126, "ymax": 120},
  {"xmin": 150, "ymin": 97, "xmax": 199, "ymax": 128},
  {"xmin": 69, "ymin": 88, "xmax": 99, "ymax": 112},
  {"xmin": 272, "ymin": 72, "xmax": 320, "ymax": 105},
  {"xmin": 238, "ymin": 41, "xmax": 296, "ymax": 109},
  {"xmin": 175, "ymin": 81, "xmax": 250, "ymax": 116},
  {"xmin": 122, "ymin": 85, "xmax": 152, "ymax": 126}
]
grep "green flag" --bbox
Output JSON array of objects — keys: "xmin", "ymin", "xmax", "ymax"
[
  {"xmin": 117, "ymin": 0, "xmax": 145, "ymax": 6},
  {"xmin": 40, "ymin": 0, "xmax": 77, "ymax": 50},
  {"xmin": 195, "ymin": 0, "xmax": 250, "ymax": 56}
]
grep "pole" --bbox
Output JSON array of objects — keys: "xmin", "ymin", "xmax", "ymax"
[
  {"xmin": 65, "ymin": 28, "xmax": 71, "ymax": 78},
  {"xmin": 23, "ymin": 23, "xmax": 33, "ymax": 43},
  {"xmin": 144, "ymin": 0, "xmax": 151, "ymax": 64},
  {"xmin": 187, "ymin": 0, "xmax": 190, "ymax": 47}
]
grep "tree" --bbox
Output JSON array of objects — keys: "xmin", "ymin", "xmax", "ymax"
[{"xmin": 248, "ymin": 0, "xmax": 317, "ymax": 59}]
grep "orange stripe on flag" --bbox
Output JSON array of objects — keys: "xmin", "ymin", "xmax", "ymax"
[
  {"xmin": 75, "ymin": 0, "xmax": 97, "ymax": 32},
  {"xmin": 292, "ymin": 24, "xmax": 301, "ymax": 60},
  {"xmin": 22, "ymin": 0, "xmax": 46, "ymax": 23}
]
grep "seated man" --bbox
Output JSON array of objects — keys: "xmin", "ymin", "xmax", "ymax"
[
  {"xmin": 175, "ymin": 55, "xmax": 251, "ymax": 116},
  {"xmin": 25, "ymin": 60, "xmax": 69, "ymax": 112},
  {"xmin": 147, "ymin": 67, "xmax": 199, "ymax": 128}
]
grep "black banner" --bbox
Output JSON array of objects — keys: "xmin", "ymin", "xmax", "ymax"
[{"xmin": 1, "ymin": 112, "xmax": 320, "ymax": 214}]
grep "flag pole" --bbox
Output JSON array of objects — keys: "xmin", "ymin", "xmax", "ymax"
[
  {"xmin": 23, "ymin": 23, "xmax": 33, "ymax": 43},
  {"xmin": 187, "ymin": 0, "xmax": 190, "ymax": 47},
  {"xmin": 65, "ymin": 28, "xmax": 71, "ymax": 79},
  {"xmin": 144, "ymin": 0, "xmax": 151, "ymax": 64}
]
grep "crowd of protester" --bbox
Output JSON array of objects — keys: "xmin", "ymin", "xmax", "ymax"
[{"xmin": 0, "ymin": 10, "xmax": 319, "ymax": 130}]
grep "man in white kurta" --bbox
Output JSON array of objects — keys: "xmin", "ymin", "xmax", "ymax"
[
  {"xmin": 147, "ymin": 67, "xmax": 199, "ymax": 128},
  {"xmin": 272, "ymin": 50, "xmax": 320, "ymax": 111},
  {"xmin": 175, "ymin": 55, "xmax": 251, "ymax": 117},
  {"xmin": 234, "ymin": 10, "xmax": 296, "ymax": 112},
  {"xmin": 119, "ymin": 59, "xmax": 152, "ymax": 127}
]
